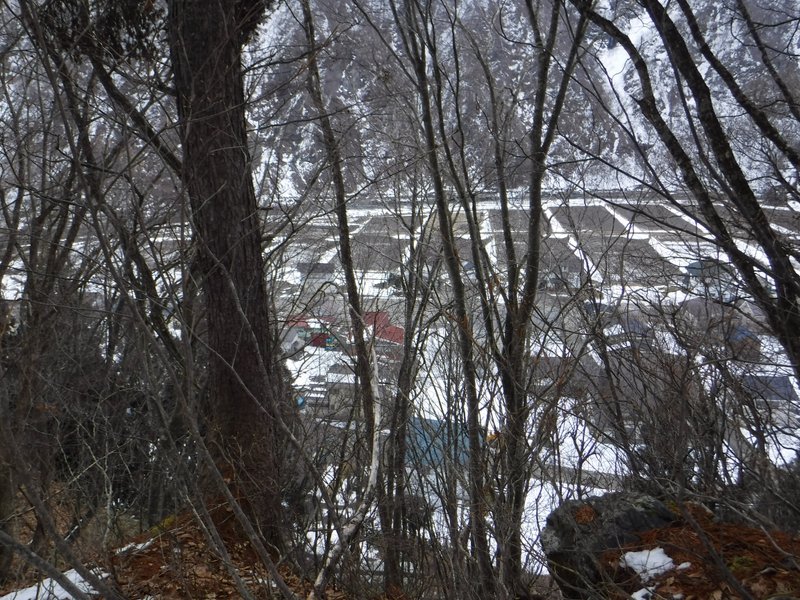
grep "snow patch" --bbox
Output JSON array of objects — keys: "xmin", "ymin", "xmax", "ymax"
[
  {"xmin": 620, "ymin": 547, "xmax": 675, "ymax": 582},
  {"xmin": 0, "ymin": 569, "xmax": 105, "ymax": 600},
  {"xmin": 115, "ymin": 540, "xmax": 154, "ymax": 555}
]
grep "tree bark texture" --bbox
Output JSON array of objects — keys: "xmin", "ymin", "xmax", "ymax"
[{"xmin": 167, "ymin": 0, "xmax": 287, "ymax": 544}]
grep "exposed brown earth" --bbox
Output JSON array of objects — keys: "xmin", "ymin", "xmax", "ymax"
[
  {"xmin": 598, "ymin": 504, "xmax": 800, "ymax": 599},
  {"xmin": 3, "ymin": 499, "xmax": 799, "ymax": 599}
]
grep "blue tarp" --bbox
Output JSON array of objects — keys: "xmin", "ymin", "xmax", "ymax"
[{"xmin": 406, "ymin": 417, "xmax": 471, "ymax": 469}]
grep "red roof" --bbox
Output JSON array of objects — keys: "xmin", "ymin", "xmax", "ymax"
[
  {"xmin": 286, "ymin": 315, "xmax": 309, "ymax": 328},
  {"xmin": 375, "ymin": 324, "xmax": 404, "ymax": 345},
  {"xmin": 364, "ymin": 311, "xmax": 391, "ymax": 328},
  {"xmin": 364, "ymin": 311, "xmax": 404, "ymax": 345},
  {"xmin": 310, "ymin": 332, "xmax": 331, "ymax": 347}
]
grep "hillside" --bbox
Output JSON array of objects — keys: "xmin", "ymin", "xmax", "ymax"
[{"xmin": 0, "ymin": 0, "xmax": 797, "ymax": 598}]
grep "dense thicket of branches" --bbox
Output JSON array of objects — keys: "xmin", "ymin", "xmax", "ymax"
[{"xmin": 0, "ymin": 0, "xmax": 797, "ymax": 598}]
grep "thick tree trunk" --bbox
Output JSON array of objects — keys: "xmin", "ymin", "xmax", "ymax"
[
  {"xmin": 167, "ymin": 0, "xmax": 287, "ymax": 545},
  {"xmin": 0, "ymin": 461, "xmax": 13, "ymax": 583}
]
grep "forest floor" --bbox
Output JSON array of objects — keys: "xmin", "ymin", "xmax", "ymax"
[
  {"xmin": 2, "ymin": 499, "xmax": 799, "ymax": 598},
  {"xmin": 598, "ymin": 503, "xmax": 800, "ymax": 599},
  {"xmin": 105, "ymin": 499, "xmax": 341, "ymax": 599}
]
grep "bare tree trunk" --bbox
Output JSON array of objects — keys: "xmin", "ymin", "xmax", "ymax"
[
  {"xmin": 393, "ymin": 2, "xmax": 496, "ymax": 594},
  {"xmin": 0, "ymin": 461, "xmax": 13, "ymax": 583},
  {"xmin": 299, "ymin": 2, "xmax": 384, "ymax": 594},
  {"xmin": 167, "ymin": 0, "xmax": 288, "ymax": 546},
  {"xmin": 300, "ymin": 0, "xmax": 377, "ymax": 456},
  {"xmin": 571, "ymin": 0, "xmax": 800, "ymax": 379}
]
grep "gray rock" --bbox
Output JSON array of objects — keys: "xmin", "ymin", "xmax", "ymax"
[{"xmin": 540, "ymin": 492, "xmax": 677, "ymax": 599}]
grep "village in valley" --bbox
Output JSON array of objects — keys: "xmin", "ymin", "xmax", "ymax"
[
  {"xmin": 275, "ymin": 193, "xmax": 800, "ymax": 454},
  {"xmin": 2, "ymin": 0, "xmax": 799, "ymax": 595}
]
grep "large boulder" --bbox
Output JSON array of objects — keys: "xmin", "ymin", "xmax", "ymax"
[
  {"xmin": 540, "ymin": 492, "xmax": 676, "ymax": 599},
  {"xmin": 542, "ymin": 492, "xmax": 800, "ymax": 599}
]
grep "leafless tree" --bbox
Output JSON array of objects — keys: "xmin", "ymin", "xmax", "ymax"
[{"xmin": 570, "ymin": 0, "xmax": 800, "ymax": 377}]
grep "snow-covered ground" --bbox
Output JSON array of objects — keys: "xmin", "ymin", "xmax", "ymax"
[
  {"xmin": 0, "ymin": 569, "xmax": 105, "ymax": 600},
  {"xmin": 623, "ymin": 548, "xmax": 692, "ymax": 599}
]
